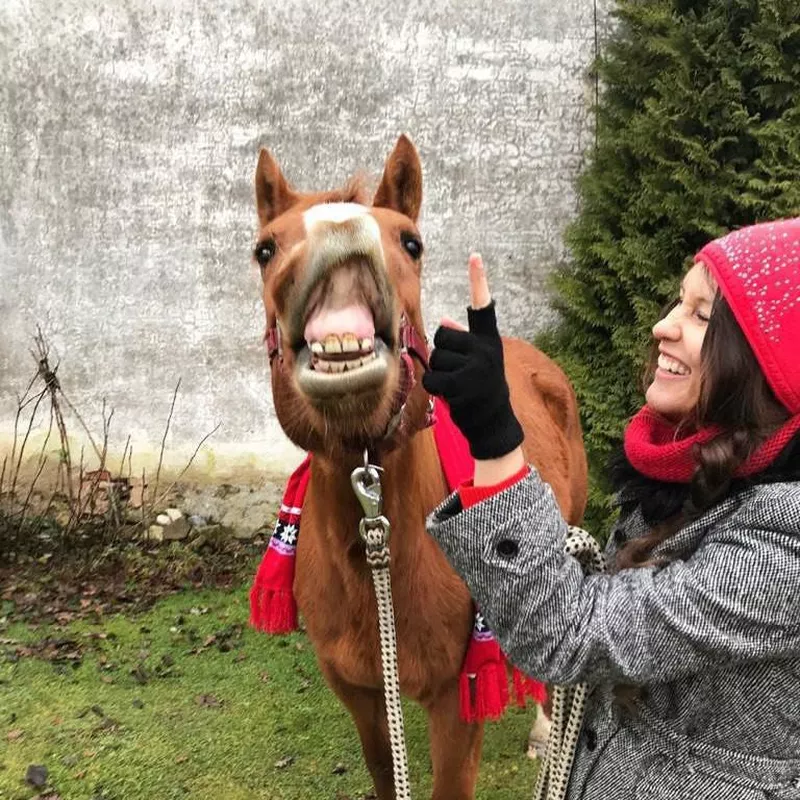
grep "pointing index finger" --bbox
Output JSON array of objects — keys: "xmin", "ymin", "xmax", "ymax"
[{"xmin": 468, "ymin": 252, "xmax": 492, "ymax": 310}]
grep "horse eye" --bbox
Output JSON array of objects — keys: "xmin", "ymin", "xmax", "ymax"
[
  {"xmin": 254, "ymin": 238, "xmax": 277, "ymax": 267},
  {"xmin": 401, "ymin": 233, "xmax": 423, "ymax": 260}
]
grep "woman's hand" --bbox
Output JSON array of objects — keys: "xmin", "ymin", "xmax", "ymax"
[{"xmin": 422, "ymin": 254, "xmax": 525, "ymax": 478}]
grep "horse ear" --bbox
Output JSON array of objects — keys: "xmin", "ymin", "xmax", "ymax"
[
  {"xmin": 255, "ymin": 148, "xmax": 296, "ymax": 225},
  {"xmin": 372, "ymin": 135, "xmax": 422, "ymax": 222}
]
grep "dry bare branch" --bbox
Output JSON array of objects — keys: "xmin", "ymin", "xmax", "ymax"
[
  {"xmin": 149, "ymin": 379, "xmax": 181, "ymax": 519},
  {"xmin": 151, "ymin": 422, "xmax": 221, "ymax": 510}
]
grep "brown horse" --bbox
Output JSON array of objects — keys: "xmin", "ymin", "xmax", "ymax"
[{"xmin": 253, "ymin": 135, "xmax": 587, "ymax": 800}]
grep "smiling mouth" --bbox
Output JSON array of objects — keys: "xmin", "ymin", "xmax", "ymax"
[
  {"xmin": 289, "ymin": 258, "xmax": 396, "ymax": 398},
  {"xmin": 296, "ymin": 336, "xmax": 392, "ymax": 396},
  {"xmin": 657, "ymin": 353, "xmax": 691, "ymax": 377}
]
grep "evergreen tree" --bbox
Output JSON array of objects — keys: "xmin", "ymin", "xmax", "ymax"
[{"xmin": 541, "ymin": 0, "xmax": 800, "ymax": 531}]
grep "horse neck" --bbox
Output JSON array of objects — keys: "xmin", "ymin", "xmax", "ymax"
[{"xmin": 306, "ymin": 427, "xmax": 448, "ymax": 554}]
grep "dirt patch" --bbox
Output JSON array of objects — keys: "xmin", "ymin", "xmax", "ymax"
[{"xmin": 0, "ymin": 533, "xmax": 268, "ymax": 625}]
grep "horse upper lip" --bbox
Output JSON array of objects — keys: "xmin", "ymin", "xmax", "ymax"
[{"xmin": 288, "ymin": 256, "xmax": 395, "ymax": 352}]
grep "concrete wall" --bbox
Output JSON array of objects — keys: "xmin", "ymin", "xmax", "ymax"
[{"xmin": 0, "ymin": 0, "xmax": 613, "ymax": 481}]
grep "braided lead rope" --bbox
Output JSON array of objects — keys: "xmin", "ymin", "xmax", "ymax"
[
  {"xmin": 534, "ymin": 526, "xmax": 606, "ymax": 800},
  {"xmin": 371, "ymin": 563, "xmax": 412, "ymax": 799},
  {"xmin": 352, "ymin": 460, "xmax": 412, "ymax": 800}
]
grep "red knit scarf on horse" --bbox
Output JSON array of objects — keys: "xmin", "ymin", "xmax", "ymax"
[{"xmin": 249, "ymin": 399, "xmax": 546, "ymax": 723}]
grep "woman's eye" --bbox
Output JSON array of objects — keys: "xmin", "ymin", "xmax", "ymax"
[
  {"xmin": 401, "ymin": 232, "xmax": 423, "ymax": 260},
  {"xmin": 696, "ymin": 311, "xmax": 710, "ymax": 323},
  {"xmin": 254, "ymin": 238, "xmax": 277, "ymax": 267}
]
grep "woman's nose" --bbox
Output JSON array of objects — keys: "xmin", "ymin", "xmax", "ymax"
[{"xmin": 652, "ymin": 313, "xmax": 681, "ymax": 341}]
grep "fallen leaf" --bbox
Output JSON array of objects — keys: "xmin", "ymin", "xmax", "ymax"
[
  {"xmin": 195, "ymin": 694, "xmax": 222, "ymax": 708},
  {"xmin": 274, "ymin": 755, "xmax": 295, "ymax": 769},
  {"xmin": 7, "ymin": 729, "xmax": 24, "ymax": 741},
  {"xmin": 130, "ymin": 664, "xmax": 149, "ymax": 685}
]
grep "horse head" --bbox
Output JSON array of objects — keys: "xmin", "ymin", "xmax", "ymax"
[{"xmin": 254, "ymin": 135, "xmax": 431, "ymax": 458}]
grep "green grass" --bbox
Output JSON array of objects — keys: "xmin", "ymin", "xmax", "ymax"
[{"xmin": 0, "ymin": 586, "xmax": 539, "ymax": 799}]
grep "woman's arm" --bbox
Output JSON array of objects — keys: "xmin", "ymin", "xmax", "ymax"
[{"xmin": 427, "ymin": 473, "xmax": 800, "ymax": 686}]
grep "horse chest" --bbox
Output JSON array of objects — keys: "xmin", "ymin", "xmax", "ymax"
[{"xmin": 295, "ymin": 532, "xmax": 472, "ymax": 697}]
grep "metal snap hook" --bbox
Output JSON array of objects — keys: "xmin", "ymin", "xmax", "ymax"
[{"xmin": 351, "ymin": 451, "xmax": 385, "ymax": 520}]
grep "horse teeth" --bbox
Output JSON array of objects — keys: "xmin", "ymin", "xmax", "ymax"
[
  {"xmin": 323, "ymin": 335, "xmax": 342, "ymax": 354},
  {"xmin": 360, "ymin": 337, "xmax": 374, "ymax": 352},
  {"xmin": 315, "ymin": 359, "xmax": 331, "ymax": 372},
  {"xmin": 341, "ymin": 334, "xmax": 360, "ymax": 352},
  {"xmin": 310, "ymin": 341, "xmax": 324, "ymax": 354},
  {"xmin": 344, "ymin": 358, "xmax": 361, "ymax": 371},
  {"xmin": 330, "ymin": 361, "xmax": 345, "ymax": 373}
]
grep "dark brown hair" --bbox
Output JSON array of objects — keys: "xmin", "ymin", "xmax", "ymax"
[{"xmin": 616, "ymin": 278, "xmax": 789, "ymax": 571}]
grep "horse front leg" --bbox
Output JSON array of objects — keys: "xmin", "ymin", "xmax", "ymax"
[
  {"xmin": 322, "ymin": 666, "xmax": 396, "ymax": 800},
  {"xmin": 425, "ymin": 680, "xmax": 484, "ymax": 800}
]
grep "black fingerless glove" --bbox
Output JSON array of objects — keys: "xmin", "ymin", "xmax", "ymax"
[{"xmin": 421, "ymin": 301, "xmax": 524, "ymax": 459}]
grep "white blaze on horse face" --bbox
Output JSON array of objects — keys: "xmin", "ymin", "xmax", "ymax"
[
  {"xmin": 304, "ymin": 202, "xmax": 371, "ymax": 228},
  {"xmin": 302, "ymin": 203, "xmax": 384, "ymax": 266},
  {"xmin": 301, "ymin": 202, "xmax": 386, "ymax": 345}
]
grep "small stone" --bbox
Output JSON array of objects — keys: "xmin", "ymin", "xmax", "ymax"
[
  {"xmin": 156, "ymin": 513, "xmax": 171, "ymax": 526},
  {"xmin": 165, "ymin": 508, "xmax": 182, "ymax": 522},
  {"xmin": 162, "ymin": 517, "xmax": 190, "ymax": 541},
  {"xmin": 25, "ymin": 764, "xmax": 48, "ymax": 788},
  {"xmin": 129, "ymin": 478, "xmax": 147, "ymax": 508},
  {"xmin": 147, "ymin": 525, "xmax": 164, "ymax": 542},
  {"xmin": 188, "ymin": 515, "xmax": 207, "ymax": 527}
]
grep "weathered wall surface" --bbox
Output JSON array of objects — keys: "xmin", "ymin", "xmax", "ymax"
[{"xmin": 0, "ymin": 0, "xmax": 613, "ymax": 480}]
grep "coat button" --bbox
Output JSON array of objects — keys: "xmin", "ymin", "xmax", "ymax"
[
  {"xmin": 496, "ymin": 539, "xmax": 519, "ymax": 558},
  {"xmin": 583, "ymin": 728, "xmax": 597, "ymax": 751},
  {"xmin": 613, "ymin": 528, "xmax": 625, "ymax": 544}
]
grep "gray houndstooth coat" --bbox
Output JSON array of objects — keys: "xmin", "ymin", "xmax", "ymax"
[{"xmin": 426, "ymin": 470, "xmax": 800, "ymax": 799}]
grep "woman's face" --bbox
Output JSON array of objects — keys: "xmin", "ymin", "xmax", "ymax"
[{"xmin": 645, "ymin": 262, "xmax": 718, "ymax": 421}]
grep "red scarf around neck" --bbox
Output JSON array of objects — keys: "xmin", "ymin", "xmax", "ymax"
[
  {"xmin": 249, "ymin": 399, "xmax": 546, "ymax": 723},
  {"xmin": 624, "ymin": 405, "xmax": 800, "ymax": 483}
]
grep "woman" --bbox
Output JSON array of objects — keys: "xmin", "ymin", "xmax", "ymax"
[{"xmin": 422, "ymin": 218, "xmax": 800, "ymax": 799}]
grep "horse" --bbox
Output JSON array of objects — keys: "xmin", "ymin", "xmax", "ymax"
[{"xmin": 252, "ymin": 134, "xmax": 588, "ymax": 799}]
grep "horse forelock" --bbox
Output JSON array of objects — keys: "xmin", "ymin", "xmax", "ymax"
[{"xmin": 319, "ymin": 176, "xmax": 369, "ymax": 206}]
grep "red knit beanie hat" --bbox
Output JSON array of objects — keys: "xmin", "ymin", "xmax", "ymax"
[{"xmin": 696, "ymin": 217, "xmax": 800, "ymax": 414}]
